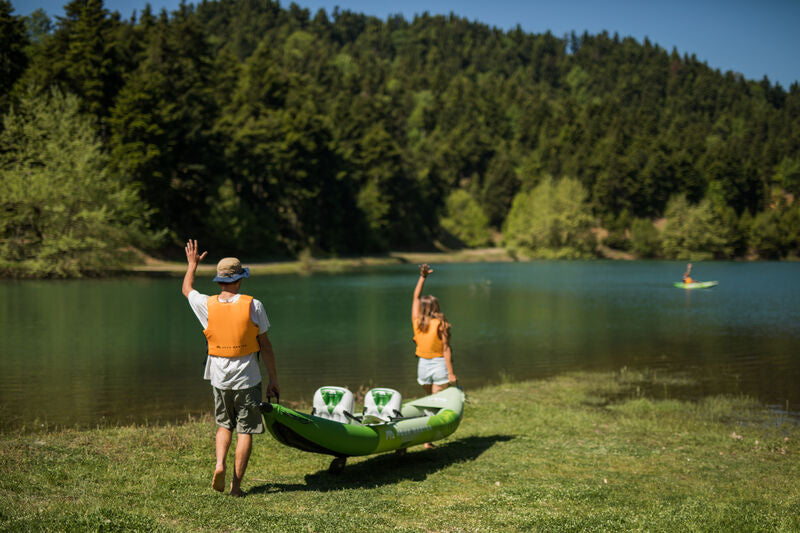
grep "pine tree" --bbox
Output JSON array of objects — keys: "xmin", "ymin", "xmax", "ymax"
[{"xmin": 0, "ymin": 0, "xmax": 29, "ymax": 111}]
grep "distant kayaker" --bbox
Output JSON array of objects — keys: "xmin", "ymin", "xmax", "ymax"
[
  {"xmin": 182, "ymin": 240, "xmax": 280, "ymax": 497},
  {"xmin": 682, "ymin": 263, "xmax": 694, "ymax": 284},
  {"xmin": 411, "ymin": 263, "xmax": 458, "ymax": 449}
]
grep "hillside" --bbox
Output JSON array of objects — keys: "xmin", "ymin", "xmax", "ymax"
[{"xmin": 1, "ymin": 0, "xmax": 799, "ymax": 276}]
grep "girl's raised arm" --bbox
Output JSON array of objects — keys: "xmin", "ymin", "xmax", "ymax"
[{"xmin": 412, "ymin": 263, "xmax": 433, "ymax": 321}]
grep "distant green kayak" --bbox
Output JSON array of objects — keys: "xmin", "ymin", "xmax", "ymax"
[
  {"xmin": 673, "ymin": 281, "xmax": 719, "ymax": 289},
  {"xmin": 261, "ymin": 387, "xmax": 465, "ymax": 473}
]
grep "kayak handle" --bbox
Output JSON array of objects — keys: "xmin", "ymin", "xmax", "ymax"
[{"xmin": 261, "ymin": 393, "xmax": 280, "ymax": 414}]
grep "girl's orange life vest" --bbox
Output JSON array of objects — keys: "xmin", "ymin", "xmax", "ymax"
[
  {"xmin": 684, "ymin": 276, "xmax": 694, "ymax": 284},
  {"xmin": 413, "ymin": 317, "xmax": 444, "ymax": 359},
  {"xmin": 203, "ymin": 295, "xmax": 260, "ymax": 357}
]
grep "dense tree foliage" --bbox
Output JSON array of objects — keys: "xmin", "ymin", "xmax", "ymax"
[
  {"xmin": 659, "ymin": 193, "xmax": 740, "ymax": 260},
  {"xmin": 0, "ymin": 88, "xmax": 159, "ymax": 277},
  {"xmin": 504, "ymin": 176, "xmax": 595, "ymax": 258},
  {"xmin": 0, "ymin": 0, "xmax": 29, "ymax": 112},
  {"xmin": 629, "ymin": 217, "xmax": 662, "ymax": 258},
  {"xmin": 2, "ymin": 0, "xmax": 799, "ymax": 274},
  {"xmin": 439, "ymin": 189, "xmax": 491, "ymax": 248}
]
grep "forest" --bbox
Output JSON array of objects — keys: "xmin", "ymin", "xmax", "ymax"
[{"xmin": 1, "ymin": 0, "xmax": 799, "ymax": 277}]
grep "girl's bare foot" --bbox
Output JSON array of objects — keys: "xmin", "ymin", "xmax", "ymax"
[{"xmin": 424, "ymin": 442, "xmax": 436, "ymax": 449}]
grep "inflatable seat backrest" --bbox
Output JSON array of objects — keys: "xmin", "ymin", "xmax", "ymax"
[
  {"xmin": 363, "ymin": 388, "xmax": 403, "ymax": 422},
  {"xmin": 312, "ymin": 386, "xmax": 355, "ymax": 423}
]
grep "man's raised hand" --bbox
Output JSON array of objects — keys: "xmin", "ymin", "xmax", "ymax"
[{"xmin": 185, "ymin": 239, "xmax": 208, "ymax": 266}]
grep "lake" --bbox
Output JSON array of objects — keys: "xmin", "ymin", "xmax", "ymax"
[{"xmin": 0, "ymin": 261, "xmax": 798, "ymax": 431}]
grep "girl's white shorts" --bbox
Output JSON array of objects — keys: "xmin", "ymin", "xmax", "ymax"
[{"xmin": 417, "ymin": 356, "xmax": 449, "ymax": 386}]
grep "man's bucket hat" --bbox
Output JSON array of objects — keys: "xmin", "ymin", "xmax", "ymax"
[{"xmin": 213, "ymin": 257, "xmax": 250, "ymax": 283}]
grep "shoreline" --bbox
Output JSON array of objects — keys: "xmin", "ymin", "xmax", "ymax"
[
  {"xmin": 2, "ymin": 370, "xmax": 797, "ymax": 531},
  {"xmin": 127, "ymin": 247, "xmax": 518, "ymax": 276},
  {"xmin": 4, "ymin": 247, "xmax": 796, "ymax": 280}
]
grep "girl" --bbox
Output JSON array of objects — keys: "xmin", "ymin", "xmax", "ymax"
[{"xmin": 412, "ymin": 264, "xmax": 457, "ymax": 447}]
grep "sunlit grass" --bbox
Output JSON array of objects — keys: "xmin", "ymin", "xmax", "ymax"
[{"xmin": 1, "ymin": 371, "xmax": 798, "ymax": 531}]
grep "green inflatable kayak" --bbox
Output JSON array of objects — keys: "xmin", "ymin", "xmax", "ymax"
[
  {"xmin": 673, "ymin": 281, "xmax": 719, "ymax": 289},
  {"xmin": 261, "ymin": 386, "xmax": 465, "ymax": 473}
]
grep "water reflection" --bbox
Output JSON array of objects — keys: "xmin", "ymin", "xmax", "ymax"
[{"xmin": 0, "ymin": 261, "xmax": 798, "ymax": 430}]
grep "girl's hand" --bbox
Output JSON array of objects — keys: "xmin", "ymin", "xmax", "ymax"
[
  {"xmin": 448, "ymin": 373, "xmax": 458, "ymax": 384},
  {"xmin": 419, "ymin": 263, "xmax": 433, "ymax": 278}
]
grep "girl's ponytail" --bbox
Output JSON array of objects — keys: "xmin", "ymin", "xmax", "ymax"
[
  {"xmin": 418, "ymin": 295, "xmax": 452, "ymax": 340},
  {"xmin": 434, "ymin": 311, "xmax": 452, "ymax": 341}
]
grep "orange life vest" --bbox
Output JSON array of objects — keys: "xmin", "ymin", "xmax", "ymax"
[
  {"xmin": 684, "ymin": 276, "xmax": 694, "ymax": 284},
  {"xmin": 413, "ymin": 317, "xmax": 444, "ymax": 359},
  {"xmin": 204, "ymin": 294, "xmax": 260, "ymax": 357}
]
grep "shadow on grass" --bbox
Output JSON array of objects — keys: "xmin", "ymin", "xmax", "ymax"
[{"xmin": 248, "ymin": 434, "xmax": 514, "ymax": 495}]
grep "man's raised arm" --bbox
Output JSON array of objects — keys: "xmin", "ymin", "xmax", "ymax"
[{"xmin": 182, "ymin": 239, "xmax": 208, "ymax": 298}]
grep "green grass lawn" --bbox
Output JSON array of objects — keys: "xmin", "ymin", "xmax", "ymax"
[{"xmin": 1, "ymin": 370, "xmax": 798, "ymax": 532}]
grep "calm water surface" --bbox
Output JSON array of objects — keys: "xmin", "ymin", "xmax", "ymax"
[{"xmin": 1, "ymin": 261, "xmax": 798, "ymax": 430}]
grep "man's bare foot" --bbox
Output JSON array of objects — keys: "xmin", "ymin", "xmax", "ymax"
[
  {"xmin": 423, "ymin": 442, "xmax": 436, "ymax": 449},
  {"xmin": 230, "ymin": 483, "xmax": 243, "ymax": 497},
  {"xmin": 212, "ymin": 468, "xmax": 225, "ymax": 492}
]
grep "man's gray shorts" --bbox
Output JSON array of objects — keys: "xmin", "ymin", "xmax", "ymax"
[{"xmin": 212, "ymin": 384, "xmax": 264, "ymax": 434}]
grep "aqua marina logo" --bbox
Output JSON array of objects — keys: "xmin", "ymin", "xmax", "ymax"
[
  {"xmin": 320, "ymin": 389, "xmax": 345, "ymax": 414},
  {"xmin": 370, "ymin": 390, "xmax": 394, "ymax": 413}
]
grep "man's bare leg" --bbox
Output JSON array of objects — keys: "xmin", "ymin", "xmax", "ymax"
[
  {"xmin": 213, "ymin": 427, "xmax": 232, "ymax": 492},
  {"xmin": 229, "ymin": 433, "xmax": 252, "ymax": 497}
]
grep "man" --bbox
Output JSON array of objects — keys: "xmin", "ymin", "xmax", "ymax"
[
  {"xmin": 682, "ymin": 262, "xmax": 694, "ymax": 284},
  {"xmin": 182, "ymin": 239, "xmax": 279, "ymax": 497}
]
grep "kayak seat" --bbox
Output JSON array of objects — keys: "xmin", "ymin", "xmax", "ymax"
[
  {"xmin": 311, "ymin": 386, "xmax": 356, "ymax": 424},
  {"xmin": 362, "ymin": 388, "xmax": 403, "ymax": 423}
]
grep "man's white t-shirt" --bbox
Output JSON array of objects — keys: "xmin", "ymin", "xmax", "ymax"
[{"xmin": 187, "ymin": 290, "xmax": 270, "ymax": 390}]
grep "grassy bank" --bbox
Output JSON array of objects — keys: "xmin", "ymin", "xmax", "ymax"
[
  {"xmin": 1, "ymin": 370, "xmax": 798, "ymax": 532},
  {"xmin": 129, "ymin": 248, "xmax": 516, "ymax": 277}
]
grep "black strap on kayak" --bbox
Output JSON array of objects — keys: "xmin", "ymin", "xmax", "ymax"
[{"xmin": 344, "ymin": 411, "xmax": 362, "ymax": 423}]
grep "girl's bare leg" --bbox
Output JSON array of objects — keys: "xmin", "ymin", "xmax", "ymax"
[{"xmin": 432, "ymin": 382, "xmax": 449, "ymax": 394}]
